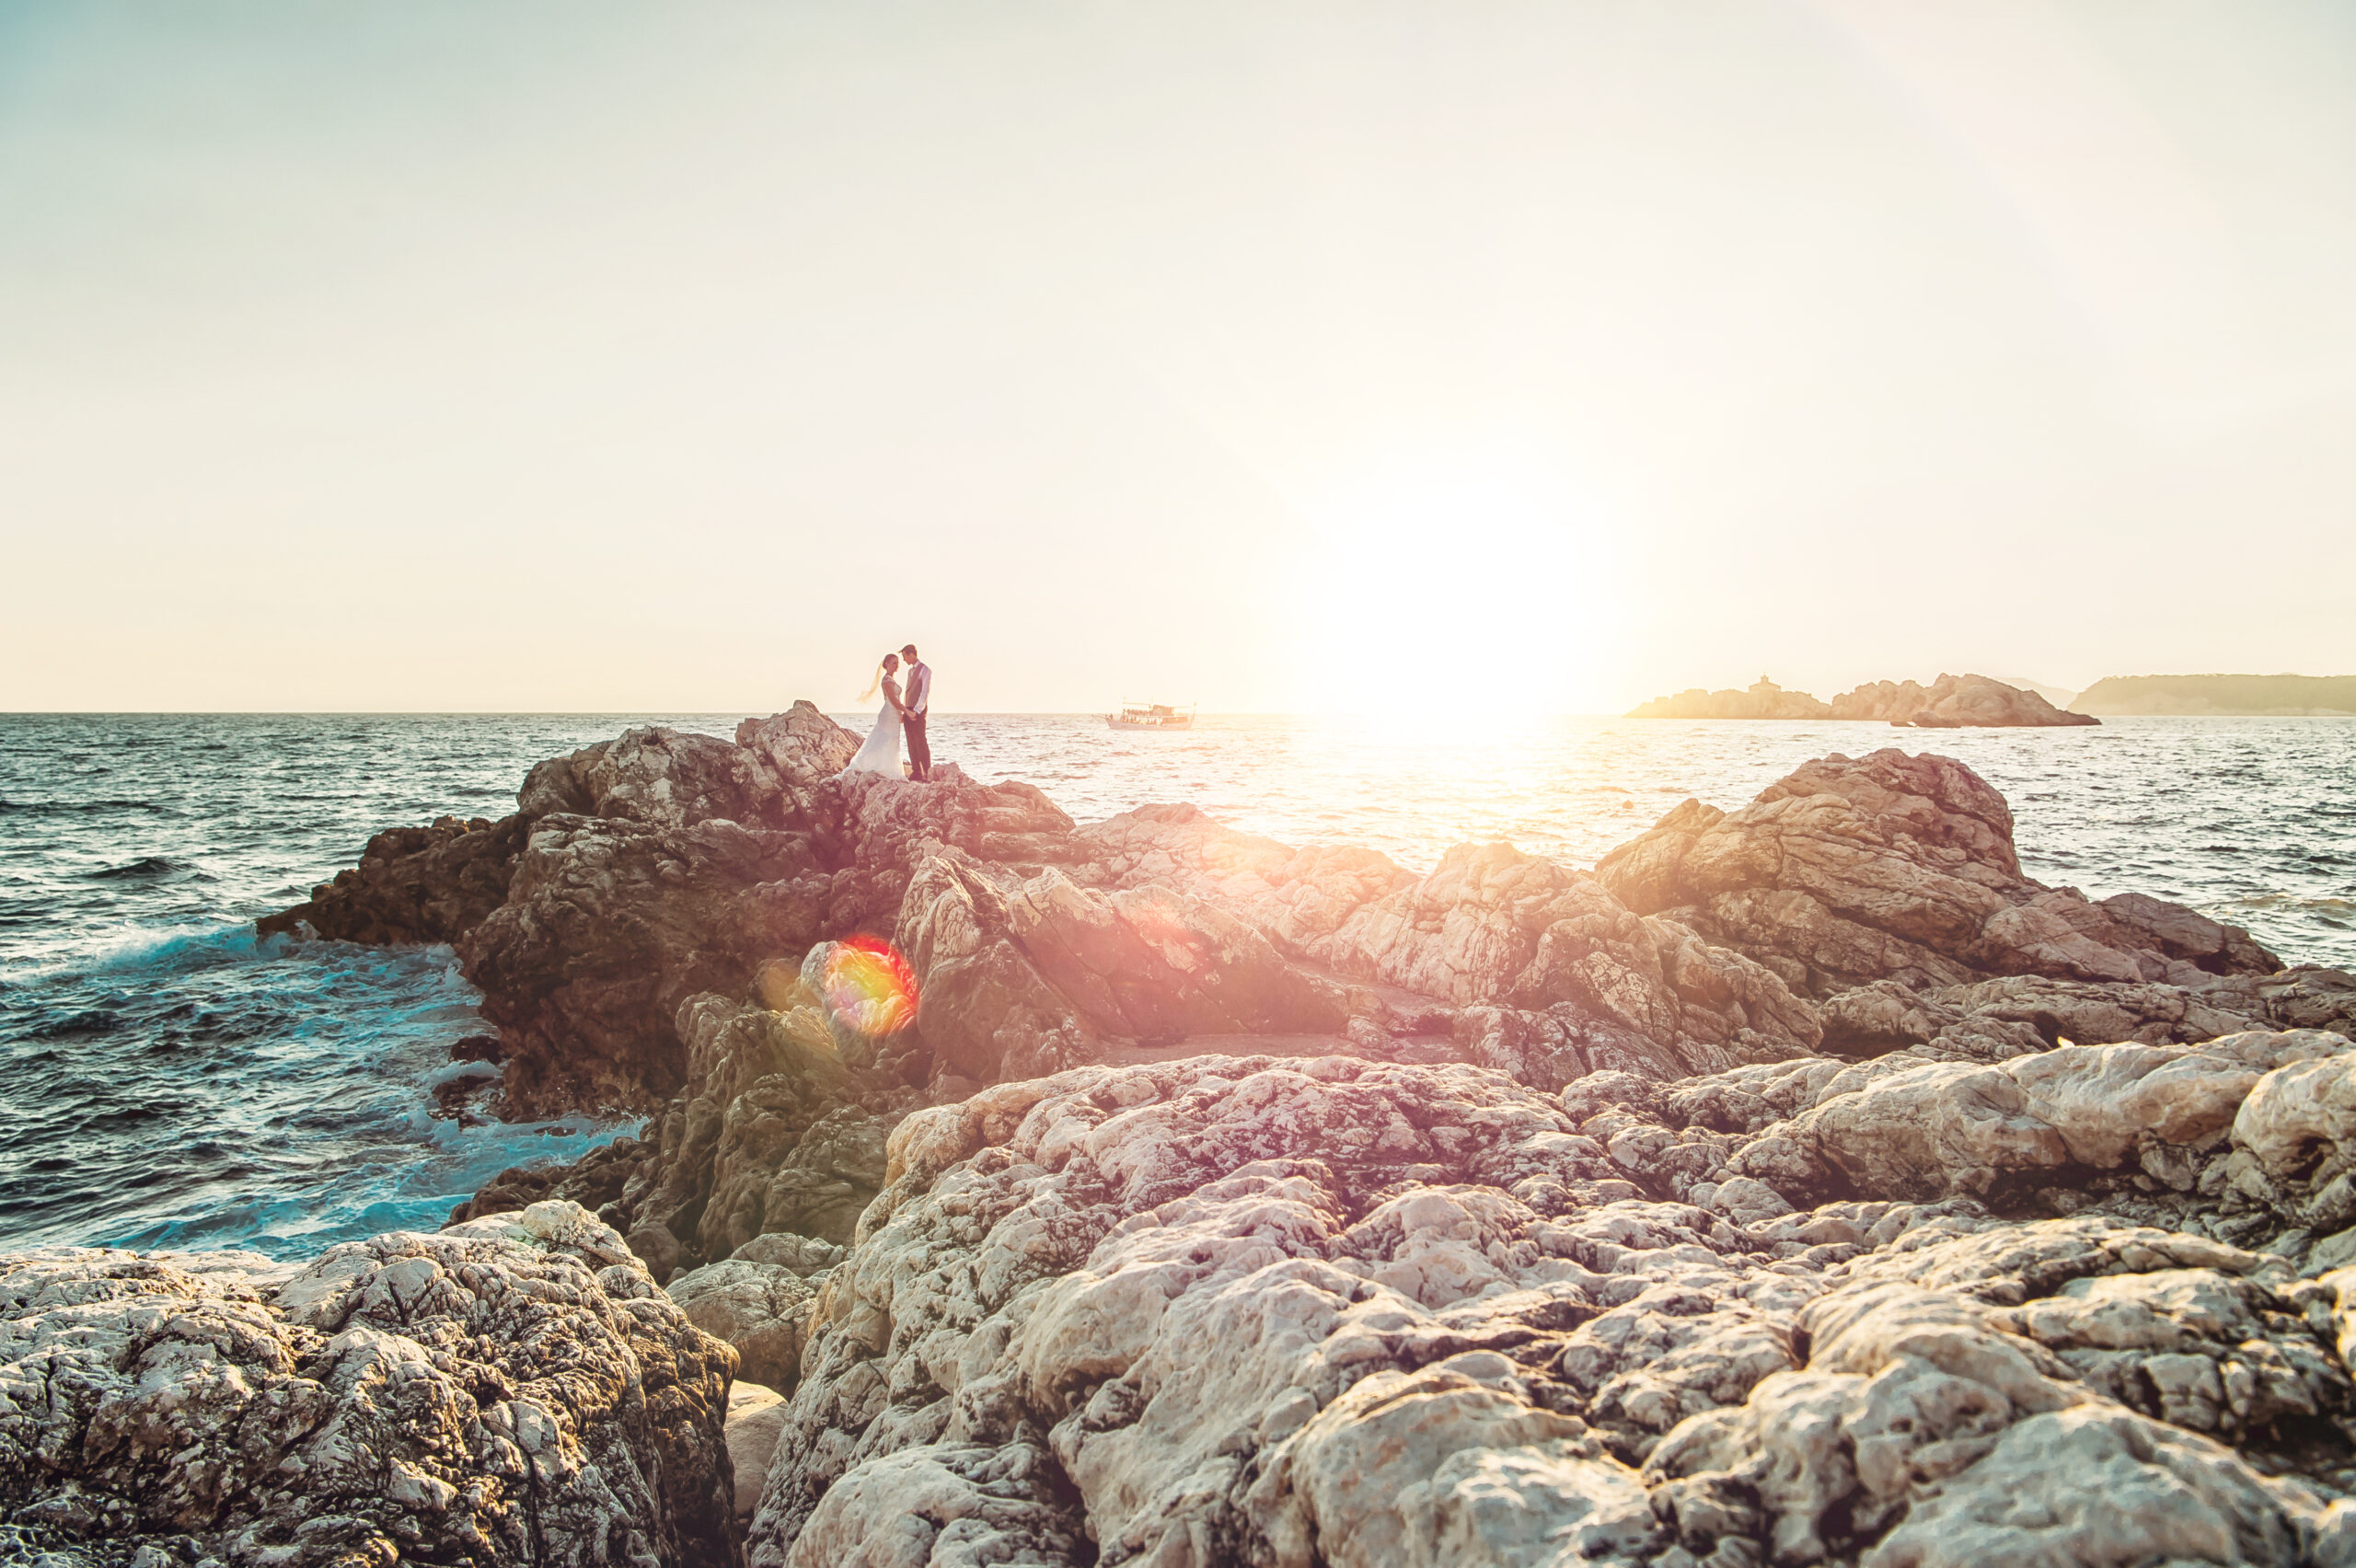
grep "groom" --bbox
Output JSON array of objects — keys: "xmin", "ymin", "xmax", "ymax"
[{"xmin": 899, "ymin": 643, "xmax": 932, "ymax": 782}]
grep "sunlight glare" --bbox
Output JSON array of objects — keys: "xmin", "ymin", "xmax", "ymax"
[{"xmin": 1289, "ymin": 452, "xmax": 1622, "ymax": 716}]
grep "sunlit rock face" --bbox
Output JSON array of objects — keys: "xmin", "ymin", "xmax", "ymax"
[
  {"xmin": 1596, "ymin": 747, "xmax": 2279, "ymax": 997},
  {"xmin": 0, "ymin": 1202, "xmax": 738, "ymax": 1568},
  {"xmin": 231, "ymin": 706, "xmax": 2356, "ymax": 1568},
  {"xmin": 733, "ymin": 1043, "xmax": 2356, "ymax": 1568}
]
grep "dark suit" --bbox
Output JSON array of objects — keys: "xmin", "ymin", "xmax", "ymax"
[{"xmin": 901, "ymin": 662, "xmax": 932, "ymax": 780}]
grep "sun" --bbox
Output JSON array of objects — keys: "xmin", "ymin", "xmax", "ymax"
[{"xmin": 1287, "ymin": 450, "xmax": 1624, "ymax": 716}]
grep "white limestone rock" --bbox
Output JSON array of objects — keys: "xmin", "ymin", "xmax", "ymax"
[{"xmin": 0, "ymin": 1203, "xmax": 739, "ymax": 1567}]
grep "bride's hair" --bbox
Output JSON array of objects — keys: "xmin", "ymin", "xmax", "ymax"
[{"xmin": 858, "ymin": 653, "xmax": 899, "ymax": 702}]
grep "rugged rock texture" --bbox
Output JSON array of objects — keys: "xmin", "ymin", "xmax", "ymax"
[
  {"xmin": 0, "ymin": 1201, "xmax": 738, "ymax": 1567},
  {"xmin": 269, "ymin": 707, "xmax": 1841, "ymax": 1137},
  {"xmin": 1628, "ymin": 676, "xmax": 1833, "ymax": 720},
  {"xmin": 1066, "ymin": 809, "xmax": 1825, "ymax": 1082},
  {"xmin": 258, "ymin": 814, "xmax": 526, "ymax": 945},
  {"xmin": 249, "ymin": 705, "xmax": 2351, "ymax": 1567},
  {"xmin": 1817, "ymin": 968, "xmax": 2356, "ymax": 1064},
  {"xmin": 1829, "ymin": 672, "xmax": 2099, "ymax": 728},
  {"xmin": 110, "ymin": 707, "xmax": 2356, "ymax": 1563},
  {"xmin": 1596, "ymin": 748, "xmax": 2277, "ymax": 997},
  {"xmin": 458, "ymin": 814, "xmax": 834, "ymax": 1115},
  {"xmin": 738, "ymin": 1041, "xmax": 2356, "ymax": 1567}
]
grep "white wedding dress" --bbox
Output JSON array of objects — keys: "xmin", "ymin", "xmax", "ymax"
[{"xmin": 840, "ymin": 694, "xmax": 904, "ymax": 778}]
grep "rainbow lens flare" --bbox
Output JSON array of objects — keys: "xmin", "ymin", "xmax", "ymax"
[{"xmin": 810, "ymin": 936, "xmax": 919, "ymax": 1040}]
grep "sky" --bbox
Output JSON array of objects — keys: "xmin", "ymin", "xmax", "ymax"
[{"xmin": 4, "ymin": 2, "xmax": 2355, "ymax": 714}]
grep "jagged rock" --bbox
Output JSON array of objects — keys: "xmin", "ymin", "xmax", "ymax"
[
  {"xmin": 1754, "ymin": 1029, "xmax": 2356, "ymax": 1203},
  {"xmin": 458, "ymin": 815, "xmax": 831, "ymax": 1115},
  {"xmin": 257, "ymin": 813, "xmax": 525, "ymax": 944},
  {"xmin": 1597, "ymin": 748, "xmax": 2279, "ymax": 997},
  {"xmin": 1819, "ymin": 974, "xmax": 2273, "ymax": 1063},
  {"xmin": 896, "ymin": 847, "xmax": 1357, "ymax": 1083},
  {"xmin": 779, "ymin": 1443, "xmax": 1091, "ymax": 1567},
  {"xmin": 1073, "ymin": 811, "xmax": 1823, "ymax": 1075},
  {"xmin": 1830, "ymin": 671, "xmax": 2099, "ymax": 727},
  {"xmin": 819, "ymin": 767, "xmax": 1084, "ymax": 932},
  {"xmin": 730, "ymin": 1051, "xmax": 2356, "ymax": 1568},
  {"xmin": 745, "ymin": 1056, "xmax": 1651, "ymax": 1564},
  {"xmin": 518, "ymin": 726, "xmax": 757, "ymax": 828},
  {"xmin": 733, "ymin": 704, "xmax": 863, "ymax": 833},
  {"xmin": 0, "ymin": 1202, "xmax": 738, "ymax": 1568},
  {"xmin": 2203, "ymin": 964, "xmax": 2356, "ymax": 1036},
  {"xmin": 1646, "ymin": 1218, "xmax": 2341, "ymax": 1566},
  {"xmin": 894, "ymin": 852, "xmax": 1105, "ymax": 1083},
  {"xmin": 530, "ymin": 995, "xmax": 919, "ymax": 1285},
  {"xmin": 446, "ymin": 1133, "xmax": 652, "ymax": 1226}
]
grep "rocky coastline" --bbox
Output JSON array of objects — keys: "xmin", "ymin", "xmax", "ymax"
[
  {"xmin": 12, "ymin": 705, "xmax": 2356, "ymax": 1566},
  {"xmin": 1631, "ymin": 673, "xmax": 2098, "ymax": 727}
]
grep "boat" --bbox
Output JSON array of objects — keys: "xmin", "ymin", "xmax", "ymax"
[{"xmin": 1106, "ymin": 702, "xmax": 1195, "ymax": 732}]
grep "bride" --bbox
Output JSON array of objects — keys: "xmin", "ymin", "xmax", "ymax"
[{"xmin": 839, "ymin": 653, "xmax": 908, "ymax": 778}]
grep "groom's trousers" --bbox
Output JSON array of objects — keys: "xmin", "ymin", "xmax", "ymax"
[{"xmin": 904, "ymin": 713, "xmax": 931, "ymax": 781}]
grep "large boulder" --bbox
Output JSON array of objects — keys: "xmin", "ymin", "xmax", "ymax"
[
  {"xmin": 515, "ymin": 726, "xmax": 761, "ymax": 829},
  {"xmin": 1596, "ymin": 749, "xmax": 2278, "ymax": 997},
  {"xmin": 478, "ymin": 993, "xmax": 923, "ymax": 1284},
  {"xmin": 0, "ymin": 1202, "xmax": 739, "ymax": 1568},
  {"xmin": 733, "ymin": 704, "xmax": 863, "ymax": 832}
]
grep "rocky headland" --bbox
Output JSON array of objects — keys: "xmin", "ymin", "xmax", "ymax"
[
  {"xmin": 1631, "ymin": 674, "xmax": 2098, "ymax": 728},
  {"xmin": 2072, "ymin": 674, "xmax": 2356, "ymax": 718},
  {"xmin": 12, "ymin": 705, "xmax": 2356, "ymax": 1565}
]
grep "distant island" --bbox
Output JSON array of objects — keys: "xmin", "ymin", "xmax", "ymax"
[
  {"xmin": 1629, "ymin": 672, "xmax": 2097, "ymax": 727},
  {"xmin": 2071, "ymin": 674, "xmax": 2356, "ymax": 716}
]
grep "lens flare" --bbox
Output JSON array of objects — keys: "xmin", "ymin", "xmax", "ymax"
[{"xmin": 809, "ymin": 936, "xmax": 918, "ymax": 1039}]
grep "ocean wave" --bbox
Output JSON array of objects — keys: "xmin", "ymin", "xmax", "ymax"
[{"xmin": 2213, "ymin": 894, "xmax": 2356, "ymax": 915}]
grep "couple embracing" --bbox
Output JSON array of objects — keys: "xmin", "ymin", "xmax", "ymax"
[{"xmin": 842, "ymin": 644, "xmax": 934, "ymax": 781}]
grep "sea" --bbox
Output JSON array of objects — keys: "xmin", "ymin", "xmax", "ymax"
[{"xmin": 4, "ymin": 712, "xmax": 2351, "ymax": 1261}]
